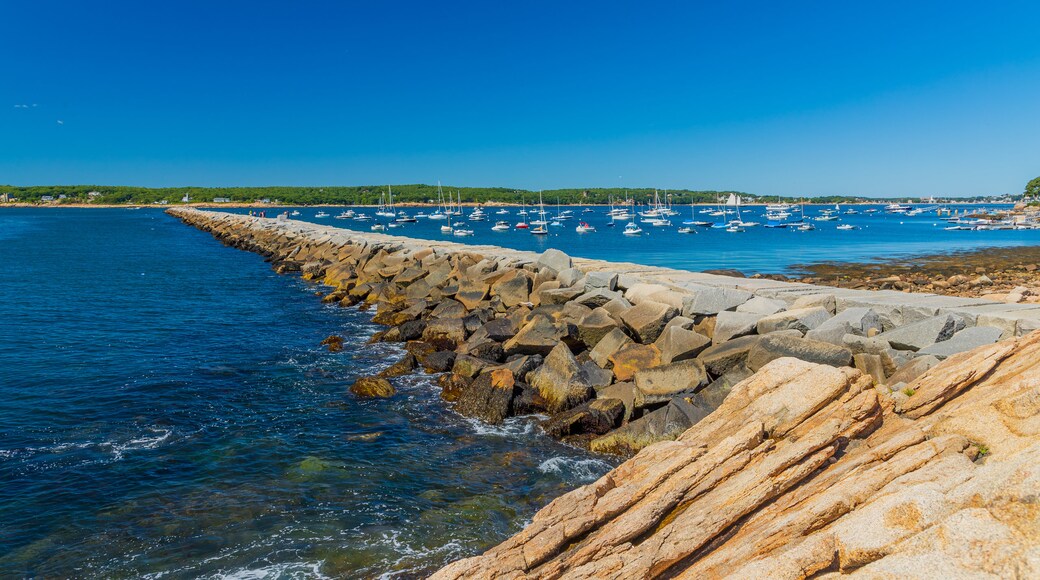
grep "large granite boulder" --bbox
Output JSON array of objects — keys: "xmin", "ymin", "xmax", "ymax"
[
  {"xmin": 805, "ymin": 307, "xmax": 882, "ymax": 345},
  {"xmin": 696, "ymin": 335, "xmax": 762, "ymax": 376},
  {"xmin": 589, "ymin": 397, "xmax": 711, "ymax": 456},
  {"xmin": 573, "ymin": 288, "xmax": 622, "ymax": 309},
  {"xmin": 589, "ymin": 327, "xmax": 634, "ymax": 368},
  {"xmin": 455, "ymin": 368, "xmax": 517, "ymax": 424},
  {"xmin": 527, "ymin": 343, "xmax": 595, "ymax": 413},
  {"xmin": 747, "ymin": 333, "xmax": 853, "ymax": 371},
  {"xmin": 736, "ymin": 296, "xmax": 786, "ymax": 315},
  {"xmin": 577, "ymin": 308, "xmax": 619, "ymax": 349},
  {"xmin": 877, "ymin": 314, "xmax": 969, "ymax": 351},
  {"xmin": 653, "ymin": 326, "xmax": 711, "ymax": 363},
  {"xmin": 633, "ymin": 359, "xmax": 709, "ymax": 407},
  {"xmin": 497, "ymin": 353, "xmax": 543, "ymax": 382},
  {"xmin": 421, "ymin": 317, "xmax": 468, "ymax": 348},
  {"xmin": 503, "ymin": 317, "xmax": 578, "ymax": 356},
  {"xmin": 621, "ymin": 300, "xmax": 678, "ymax": 343},
  {"xmin": 596, "ymin": 381, "xmax": 638, "ymax": 421},
  {"xmin": 421, "ymin": 350, "xmax": 457, "ymax": 373},
  {"xmin": 713, "ymin": 311, "xmax": 764, "ymax": 344},
  {"xmin": 455, "ymin": 278, "xmax": 490, "ymax": 310},
  {"xmin": 609, "ymin": 343, "xmax": 662, "ymax": 382},
  {"xmin": 917, "ymin": 326, "xmax": 1002, "ymax": 359},
  {"xmin": 379, "ymin": 353, "xmax": 417, "ymax": 378},
  {"xmin": 535, "ymin": 248, "xmax": 572, "ymax": 274},
  {"xmin": 756, "ymin": 306, "xmax": 831, "ymax": 335},
  {"xmin": 585, "ymin": 271, "xmax": 618, "ymax": 291},
  {"xmin": 349, "ymin": 376, "xmax": 395, "ymax": 398},
  {"xmin": 490, "ymin": 269, "xmax": 531, "ymax": 307},
  {"xmin": 681, "ymin": 286, "xmax": 752, "ymax": 316},
  {"xmin": 540, "ymin": 398, "xmax": 624, "ymax": 438}
]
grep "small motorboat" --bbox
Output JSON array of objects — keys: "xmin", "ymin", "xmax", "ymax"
[
  {"xmin": 370, "ymin": 224, "xmax": 385, "ymax": 231},
  {"xmin": 677, "ymin": 227, "xmax": 696, "ymax": 234},
  {"xmin": 491, "ymin": 221, "xmax": 510, "ymax": 231},
  {"xmin": 353, "ymin": 213, "xmax": 371, "ymax": 221},
  {"xmin": 290, "ymin": 210, "xmax": 301, "ymax": 216},
  {"xmin": 725, "ymin": 225, "xmax": 745, "ymax": 233},
  {"xmin": 575, "ymin": 221, "xmax": 596, "ymax": 233},
  {"xmin": 314, "ymin": 211, "xmax": 330, "ymax": 218},
  {"xmin": 836, "ymin": 224, "xmax": 857, "ymax": 230},
  {"xmin": 514, "ymin": 222, "xmax": 529, "ymax": 229},
  {"xmin": 453, "ymin": 228, "xmax": 474, "ymax": 237},
  {"xmin": 623, "ymin": 222, "xmax": 643, "ymax": 236}
]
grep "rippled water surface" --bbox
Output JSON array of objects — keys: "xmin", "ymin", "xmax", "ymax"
[
  {"xmin": 0, "ymin": 208, "xmax": 615, "ymax": 578},
  {"xmin": 227, "ymin": 203, "xmax": 1039, "ymax": 274}
]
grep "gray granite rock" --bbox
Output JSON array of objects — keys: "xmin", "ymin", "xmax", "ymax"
[
  {"xmin": 747, "ymin": 334, "xmax": 853, "ymax": 372},
  {"xmin": 736, "ymin": 296, "xmax": 786, "ymax": 316},
  {"xmin": 917, "ymin": 326, "xmax": 1002, "ymax": 359},
  {"xmin": 876, "ymin": 314, "xmax": 969, "ymax": 351},
  {"xmin": 805, "ymin": 307, "xmax": 882, "ymax": 345},
  {"xmin": 696, "ymin": 335, "xmax": 762, "ymax": 376},
  {"xmin": 535, "ymin": 248, "xmax": 572, "ymax": 274},
  {"xmin": 589, "ymin": 327, "xmax": 634, "ymax": 368},
  {"xmin": 756, "ymin": 306, "xmax": 831, "ymax": 335},
  {"xmin": 681, "ymin": 287, "xmax": 753, "ymax": 316},
  {"xmin": 713, "ymin": 311, "xmax": 764, "ymax": 344},
  {"xmin": 633, "ymin": 359, "xmax": 709, "ymax": 407},
  {"xmin": 654, "ymin": 326, "xmax": 712, "ymax": 363},
  {"xmin": 573, "ymin": 287, "xmax": 622, "ymax": 309},
  {"xmin": 585, "ymin": 271, "xmax": 618, "ymax": 291},
  {"xmin": 620, "ymin": 300, "xmax": 678, "ymax": 343}
]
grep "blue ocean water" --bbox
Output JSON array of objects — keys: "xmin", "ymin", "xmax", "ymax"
[
  {"xmin": 0, "ymin": 208, "xmax": 615, "ymax": 578},
  {"xmin": 227, "ymin": 203, "xmax": 1039, "ymax": 274}
]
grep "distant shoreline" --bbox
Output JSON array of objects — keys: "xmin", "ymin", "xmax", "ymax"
[{"xmin": 0, "ymin": 200, "xmax": 1016, "ymax": 209}]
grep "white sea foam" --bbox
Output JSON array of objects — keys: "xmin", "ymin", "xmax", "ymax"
[
  {"xmin": 101, "ymin": 427, "xmax": 173, "ymax": 460},
  {"xmin": 538, "ymin": 456, "xmax": 614, "ymax": 483},
  {"xmin": 208, "ymin": 561, "xmax": 331, "ymax": 580},
  {"xmin": 370, "ymin": 529, "xmax": 466, "ymax": 579},
  {"xmin": 462, "ymin": 415, "xmax": 538, "ymax": 438}
]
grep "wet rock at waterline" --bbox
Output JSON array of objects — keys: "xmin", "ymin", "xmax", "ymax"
[{"xmin": 349, "ymin": 376, "xmax": 395, "ymax": 398}]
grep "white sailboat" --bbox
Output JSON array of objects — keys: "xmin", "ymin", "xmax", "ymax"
[
  {"xmin": 429, "ymin": 182, "xmax": 448, "ymax": 220},
  {"xmin": 530, "ymin": 192, "xmax": 549, "ymax": 235}
]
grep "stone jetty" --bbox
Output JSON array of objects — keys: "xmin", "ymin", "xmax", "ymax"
[{"xmin": 169, "ymin": 208, "xmax": 1040, "ymax": 577}]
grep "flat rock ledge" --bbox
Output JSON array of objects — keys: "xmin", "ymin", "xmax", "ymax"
[
  {"xmin": 434, "ymin": 332, "xmax": 1040, "ymax": 579},
  {"xmin": 168, "ymin": 208, "xmax": 1040, "ymax": 578}
]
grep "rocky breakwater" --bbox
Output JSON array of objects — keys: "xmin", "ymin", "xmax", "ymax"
[{"xmin": 169, "ymin": 208, "xmax": 1037, "ymax": 460}]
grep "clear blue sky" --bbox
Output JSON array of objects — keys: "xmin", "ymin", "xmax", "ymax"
[{"xmin": 2, "ymin": 1, "xmax": 1038, "ymax": 197}]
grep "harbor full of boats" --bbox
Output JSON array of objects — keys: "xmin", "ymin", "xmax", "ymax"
[
  {"xmin": 224, "ymin": 194, "xmax": 1040, "ymax": 274},
  {"xmin": 290, "ymin": 189, "xmax": 1040, "ymax": 235}
]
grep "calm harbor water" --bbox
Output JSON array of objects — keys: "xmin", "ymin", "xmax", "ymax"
[
  {"xmin": 226, "ymin": 203, "xmax": 1038, "ymax": 274},
  {"xmin": 0, "ymin": 208, "xmax": 614, "ymax": 578}
]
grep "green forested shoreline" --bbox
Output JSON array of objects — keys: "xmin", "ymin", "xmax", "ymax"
[{"xmin": 0, "ymin": 184, "xmax": 1020, "ymax": 205}]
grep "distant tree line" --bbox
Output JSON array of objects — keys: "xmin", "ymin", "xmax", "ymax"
[{"xmin": 0, "ymin": 184, "xmax": 1022, "ymax": 205}]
